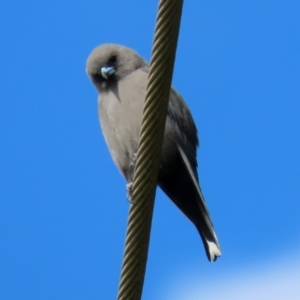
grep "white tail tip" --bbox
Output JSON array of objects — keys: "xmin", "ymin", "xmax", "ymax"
[{"xmin": 207, "ymin": 241, "xmax": 222, "ymax": 262}]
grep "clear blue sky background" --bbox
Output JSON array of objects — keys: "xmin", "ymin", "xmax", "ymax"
[{"xmin": 1, "ymin": 1, "xmax": 299, "ymax": 299}]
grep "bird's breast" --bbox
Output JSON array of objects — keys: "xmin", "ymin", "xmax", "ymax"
[{"xmin": 98, "ymin": 70, "xmax": 148, "ymax": 179}]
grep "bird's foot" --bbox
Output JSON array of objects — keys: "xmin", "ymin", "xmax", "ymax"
[{"xmin": 126, "ymin": 182, "xmax": 134, "ymax": 204}]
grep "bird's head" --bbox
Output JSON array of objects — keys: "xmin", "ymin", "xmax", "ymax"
[{"xmin": 86, "ymin": 44, "xmax": 147, "ymax": 92}]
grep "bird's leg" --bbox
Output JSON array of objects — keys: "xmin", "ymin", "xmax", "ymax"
[{"xmin": 126, "ymin": 152, "xmax": 138, "ymax": 203}]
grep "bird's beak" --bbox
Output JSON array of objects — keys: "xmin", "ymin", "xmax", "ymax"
[{"xmin": 101, "ymin": 66, "xmax": 115, "ymax": 79}]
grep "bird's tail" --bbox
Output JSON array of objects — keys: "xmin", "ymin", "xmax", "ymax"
[
  {"xmin": 195, "ymin": 203, "xmax": 221, "ymax": 262},
  {"xmin": 177, "ymin": 145, "xmax": 221, "ymax": 262}
]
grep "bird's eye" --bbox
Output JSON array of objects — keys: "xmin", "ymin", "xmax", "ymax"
[{"xmin": 109, "ymin": 55, "xmax": 117, "ymax": 64}]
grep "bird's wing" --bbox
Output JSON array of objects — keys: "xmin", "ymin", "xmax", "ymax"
[
  {"xmin": 161, "ymin": 88, "xmax": 221, "ymax": 261},
  {"xmin": 167, "ymin": 88, "xmax": 199, "ymax": 170}
]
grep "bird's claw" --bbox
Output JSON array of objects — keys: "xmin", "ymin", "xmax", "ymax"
[{"xmin": 126, "ymin": 182, "xmax": 134, "ymax": 204}]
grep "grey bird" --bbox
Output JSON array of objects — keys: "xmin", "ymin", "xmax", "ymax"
[{"xmin": 86, "ymin": 44, "xmax": 221, "ymax": 261}]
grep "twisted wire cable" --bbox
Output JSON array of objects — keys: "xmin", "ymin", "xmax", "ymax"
[{"xmin": 117, "ymin": 1, "xmax": 183, "ymax": 299}]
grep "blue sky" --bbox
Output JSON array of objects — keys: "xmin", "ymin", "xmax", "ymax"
[{"xmin": 1, "ymin": 1, "xmax": 299, "ymax": 299}]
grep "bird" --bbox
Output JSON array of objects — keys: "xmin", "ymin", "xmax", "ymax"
[{"xmin": 86, "ymin": 44, "xmax": 221, "ymax": 261}]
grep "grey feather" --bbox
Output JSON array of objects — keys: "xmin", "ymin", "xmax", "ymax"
[{"xmin": 86, "ymin": 44, "xmax": 221, "ymax": 261}]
